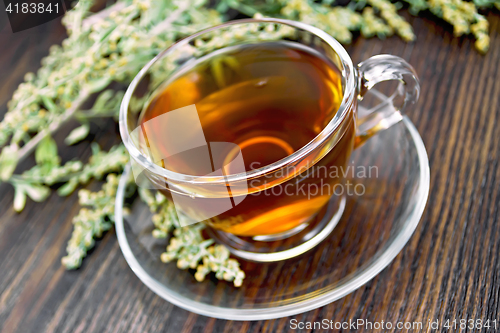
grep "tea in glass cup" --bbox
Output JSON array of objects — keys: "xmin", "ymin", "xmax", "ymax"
[
  {"xmin": 138, "ymin": 41, "xmax": 355, "ymax": 236},
  {"xmin": 120, "ymin": 18, "xmax": 419, "ymax": 261}
]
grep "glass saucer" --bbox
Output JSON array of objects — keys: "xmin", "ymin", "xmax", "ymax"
[{"xmin": 114, "ymin": 94, "xmax": 430, "ymax": 321}]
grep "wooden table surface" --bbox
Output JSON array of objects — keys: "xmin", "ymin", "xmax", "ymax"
[{"xmin": 0, "ymin": 9, "xmax": 499, "ymax": 333}]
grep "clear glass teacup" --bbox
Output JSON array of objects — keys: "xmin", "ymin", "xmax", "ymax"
[{"xmin": 119, "ymin": 18, "xmax": 420, "ymax": 261}]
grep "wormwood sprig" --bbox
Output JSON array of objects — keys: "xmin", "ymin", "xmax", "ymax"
[
  {"xmin": 162, "ymin": 227, "xmax": 245, "ymax": 287},
  {"xmin": 361, "ymin": 7, "xmax": 394, "ymax": 38},
  {"xmin": 139, "ymin": 188, "xmax": 180, "ymax": 238},
  {"xmin": 8, "ymin": 135, "xmax": 83, "ymax": 212},
  {"xmin": 362, "ymin": 0, "xmax": 415, "ymax": 41},
  {"xmin": 62, "ymin": 173, "xmax": 125, "ymax": 269},
  {"xmin": 7, "ymin": 142, "xmax": 129, "ymax": 212},
  {"xmin": 223, "ymin": 0, "xmax": 494, "ymax": 51},
  {"xmin": 0, "ymin": 0, "xmax": 222, "ymax": 192},
  {"xmin": 138, "ymin": 189, "xmax": 245, "ymax": 286},
  {"xmin": 406, "ymin": 0, "xmax": 491, "ymax": 53},
  {"xmin": 56, "ymin": 143, "xmax": 129, "ymax": 196},
  {"xmin": 224, "ymin": 0, "xmax": 413, "ymax": 44}
]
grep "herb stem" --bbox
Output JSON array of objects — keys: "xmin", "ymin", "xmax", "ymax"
[
  {"xmin": 15, "ymin": 90, "xmax": 90, "ymax": 165},
  {"xmin": 74, "ymin": 109, "xmax": 118, "ymax": 119}
]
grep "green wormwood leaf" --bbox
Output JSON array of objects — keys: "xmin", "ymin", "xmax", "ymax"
[
  {"xmin": 64, "ymin": 123, "xmax": 90, "ymax": 145},
  {"xmin": 0, "ymin": 144, "xmax": 19, "ymax": 181},
  {"xmin": 35, "ymin": 135, "xmax": 59, "ymax": 166}
]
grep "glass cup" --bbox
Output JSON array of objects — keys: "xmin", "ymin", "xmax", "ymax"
[{"xmin": 119, "ymin": 18, "xmax": 420, "ymax": 261}]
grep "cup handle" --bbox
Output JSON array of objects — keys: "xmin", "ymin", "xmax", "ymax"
[{"xmin": 355, "ymin": 55, "xmax": 420, "ymax": 148}]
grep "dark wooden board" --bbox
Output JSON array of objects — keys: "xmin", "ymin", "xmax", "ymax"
[{"xmin": 0, "ymin": 9, "xmax": 499, "ymax": 333}]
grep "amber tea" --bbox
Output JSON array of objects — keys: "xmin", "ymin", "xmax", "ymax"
[{"xmin": 139, "ymin": 41, "xmax": 355, "ymax": 236}]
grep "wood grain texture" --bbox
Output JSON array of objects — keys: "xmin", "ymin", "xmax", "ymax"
[{"xmin": 0, "ymin": 10, "xmax": 499, "ymax": 333}]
